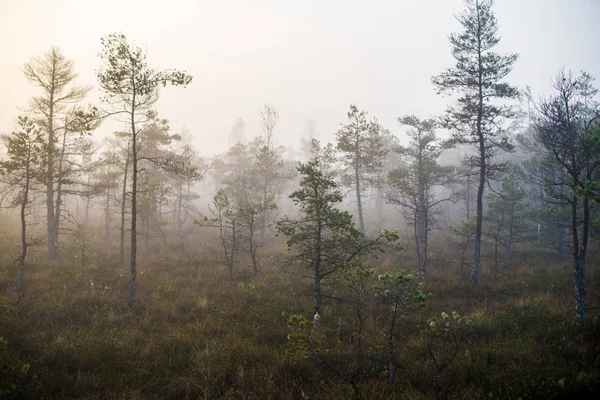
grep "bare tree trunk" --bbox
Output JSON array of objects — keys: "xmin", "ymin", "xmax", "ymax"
[
  {"xmin": 471, "ymin": 22, "xmax": 486, "ymax": 285},
  {"xmin": 314, "ymin": 219, "xmax": 323, "ymax": 316},
  {"xmin": 249, "ymin": 217, "xmax": 258, "ymax": 277},
  {"xmin": 229, "ymin": 222, "xmax": 236, "ymax": 281},
  {"xmin": 471, "ymin": 121, "xmax": 485, "ymax": 285},
  {"xmin": 120, "ymin": 146, "xmax": 130, "ymax": 266},
  {"xmin": 573, "ymin": 195, "xmax": 588, "ymax": 325},
  {"xmin": 422, "ymin": 211, "xmax": 429, "ymax": 281},
  {"xmin": 414, "ymin": 212, "xmax": 422, "ymax": 274},
  {"xmin": 46, "ymin": 79, "xmax": 58, "ymax": 260},
  {"xmin": 177, "ymin": 182, "xmax": 185, "ymax": 257},
  {"xmin": 387, "ymin": 293, "xmax": 400, "ymax": 384},
  {"xmin": 15, "ymin": 156, "xmax": 32, "ymax": 292},
  {"xmin": 51, "ymin": 129, "xmax": 68, "ymax": 259},
  {"xmin": 130, "ymin": 109, "xmax": 138, "ymax": 306},
  {"xmin": 355, "ymin": 165, "xmax": 364, "ymax": 233}
]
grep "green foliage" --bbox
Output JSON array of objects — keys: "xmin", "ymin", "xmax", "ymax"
[
  {"xmin": 282, "ymin": 312, "xmax": 316, "ymax": 360},
  {"xmin": 425, "ymin": 311, "xmax": 481, "ymax": 358},
  {"xmin": 449, "ymin": 219, "xmax": 477, "ymax": 279},
  {"xmin": 422, "ymin": 311, "xmax": 482, "ymax": 398},
  {"xmin": 277, "ymin": 159, "xmax": 401, "ymax": 317},
  {"xmin": 98, "ymin": 33, "xmax": 192, "ymax": 104},
  {"xmin": 388, "ymin": 115, "xmax": 454, "ymax": 206},
  {"xmin": 0, "ymin": 337, "xmax": 37, "ymax": 398},
  {"xmin": 575, "ymin": 126, "xmax": 600, "ymax": 202},
  {"xmin": 336, "ymin": 105, "xmax": 387, "ymax": 184},
  {"xmin": 432, "ymin": 0, "xmax": 519, "ymax": 149},
  {"xmin": 335, "ymin": 104, "xmax": 387, "ymax": 231},
  {"xmin": 372, "ymin": 271, "xmax": 429, "ymax": 321},
  {"xmin": 484, "ymin": 170, "xmax": 530, "ymax": 263},
  {"xmin": 0, "ymin": 116, "xmax": 45, "ymax": 205},
  {"xmin": 276, "ymin": 159, "xmax": 365, "ymax": 280},
  {"xmin": 237, "ymin": 282, "xmax": 256, "ymax": 296},
  {"xmin": 449, "ymin": 219, "xmax": 476, "ymax": 238},
  {"xmin": 339, "ymin": 262, "xmax": 375, "ymax": 292}
]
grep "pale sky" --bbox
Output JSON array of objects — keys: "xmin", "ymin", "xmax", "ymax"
[{"xmin": 1, "ymin": 0, "xmax": 599, "ymax": 155}]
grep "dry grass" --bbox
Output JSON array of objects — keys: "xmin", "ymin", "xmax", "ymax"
[{"xmin": 0, "ymin": 229, "xmax": 599, "ymax": 399}]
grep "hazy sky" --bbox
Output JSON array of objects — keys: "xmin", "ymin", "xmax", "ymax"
[{"xmin": 1, "ymin": 0, "xmax": 599, "ymax": 155}]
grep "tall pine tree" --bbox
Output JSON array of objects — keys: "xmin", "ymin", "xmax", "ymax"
[{"xmin": 432, "ymin": 0, "xmax": 518, "ymax": 284}]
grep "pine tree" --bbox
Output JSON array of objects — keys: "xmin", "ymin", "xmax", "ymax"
[
  {"xmin": 277, "ymin": 159, "xmax": 398, "ymax": 315},
  {"xmin": 335, "ymin": 105, "xmax": 387, "ymax": 233},
  {"xmin": 97, "ymin": 33, "xmax": 192, "ymax": 306},
  {"xmin": 0, "ymin": 117, "xmax": 44, "ymax": 292},
  {"xmin": 432, "ymin": 0, "xmax": 519, "ymax": 284},
  {"xmin": 387, "ymin": 116, "xmax": 454, "ymax": 281}
]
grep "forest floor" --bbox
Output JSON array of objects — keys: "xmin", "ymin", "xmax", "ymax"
[{"xmin": 0, "ymin": 232, "xmax": 599, "ymax": 399}]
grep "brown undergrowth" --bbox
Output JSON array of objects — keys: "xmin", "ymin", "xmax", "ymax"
[{"xmin": 0, "ymin": 230, "xmax": 599, "ymax": 399}]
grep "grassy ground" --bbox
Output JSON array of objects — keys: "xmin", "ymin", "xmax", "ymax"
[{"xmin": 0, "ymin": 230, "xmax": 599, "ymax": 399}]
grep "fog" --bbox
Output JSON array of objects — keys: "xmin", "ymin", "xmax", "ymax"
[
  {"xmin": 1, "ymin": 0, "xmax": 599, "ymax": 153},
  {"xmin": 1, "ymin": 1, "xmax": 599, "ymax": 398}
]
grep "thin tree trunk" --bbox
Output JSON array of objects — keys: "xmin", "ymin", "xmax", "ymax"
[
  {"xmin": 229, "ymin": 222, "xmax": 236, "ymax": 281},
  {"xmin": 177, "ymin": 182, "xmax": 184, "ymax": 257},
  {"xmin": 15, "ymin": 152, "xmax": 32, "ymax": 292},
  {"xmin": 120, "ymin": 146, "xmax": 130, "ymax": 266},
  {"xmin": 414, "ymin": 212, "xmax": 422, "ymax": 274},
  {"xmin": 314, "ymin": 203, "xmax": 323, "ymax": 316},
  {"xmin": 355, "ymin": 165, "xmax": 364, "ymax": 233},
  {"xmin": 423, "ymin": 210, "xmax": 429, "ymax": 281},
  {"xmin": 471, "ymin": 168, "xmax": 484, "ymax": 285},
  {"xmin": 471, "ymin": 9, "xmax": 485, "ymax": 285},
  {"xmin": 130, "ymin": 104, "xmax": 138, "ymax": 306},
  {"xmin": 51, "ymin": 129, "xmax": 68, "ymax": 259},
  {"xmin": 248, "ymin": 214, "xmax": 258, "ymax": 277},
  {"xmin": 574, "ymin": 195, "xmax": 588, "ymax": 324},
  {"xmin": 387, "ymin": 293, "xmax": 400, "ymax": 384},
  {"xmin": 46, "ymin": 73, "xmax": 57, "ymax": 260}
]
